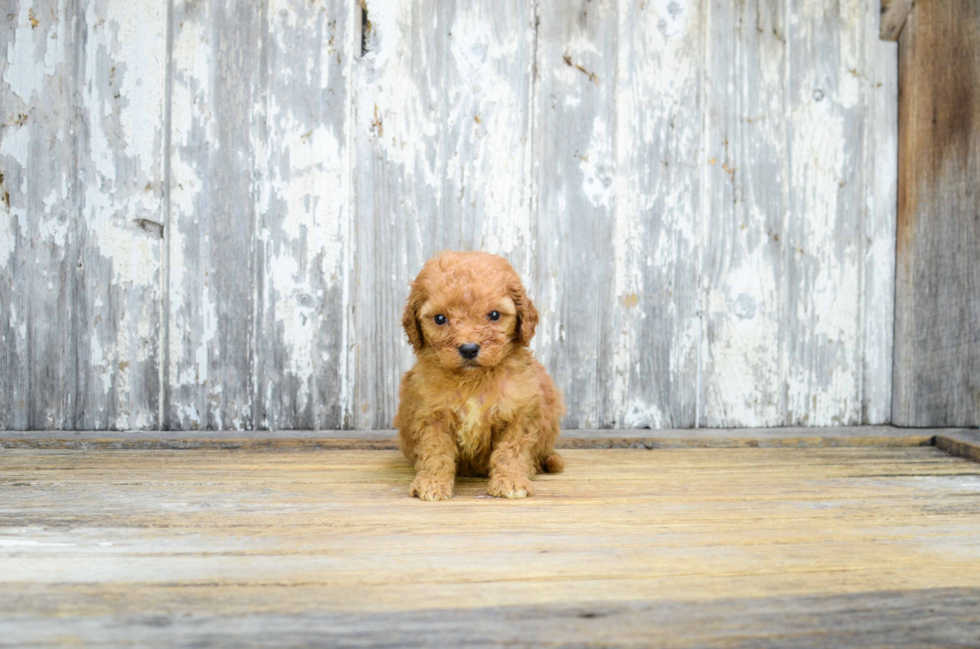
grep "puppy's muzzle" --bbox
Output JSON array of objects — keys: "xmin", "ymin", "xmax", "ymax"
[{"xmin": 458, "ymin": 343, "xmax": 480, "ymax": 360}]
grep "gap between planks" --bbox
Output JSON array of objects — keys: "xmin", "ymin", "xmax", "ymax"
[{"xmin": 1, "ymin": 427, "xmax": 977, "ymax": 461}]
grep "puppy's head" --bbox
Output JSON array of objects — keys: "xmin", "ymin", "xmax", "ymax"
[{"xmin": 402, "ymin": 251, "xmax": 538, "ymax": 373}]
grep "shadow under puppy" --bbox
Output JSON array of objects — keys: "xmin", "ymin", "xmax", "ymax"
[{"xmin": 395, "ymin": 251, "xmax": 565, "ymax": 501}]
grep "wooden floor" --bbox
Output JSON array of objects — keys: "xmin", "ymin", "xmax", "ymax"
[{"xmin": 2, "ymin": 445, "xmax": 980, "ymax": 647}]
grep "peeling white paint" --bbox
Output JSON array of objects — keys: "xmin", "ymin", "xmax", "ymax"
[
  {"xmin": 606, "ymin": 0, "xmax": 701, "ymax": 426},
  {"xmin": 357, "ymin": 0, "xmax": 440, "ymax": 184},
  {"xmin": 96, "ymin": 225, "xmax": 158, "ymax": 287},
  {"xmin": 268, "ymin": 252, "xmax": 314, "ymax": 396},
  {"xmin": 704, "ymin": 255, "xmax": 783, "ymax": 426},
  {"xmin": 167, "ymin": 223, "xmax": 189, "ymax": 385},
  {"xmin": 267, "ymin": 110, "xmax": 344, "ymax": 275},
  {"xmin": 579, "ymin": 116, "xmax": 614, "ymax": 209},
  {"xmin": 622, "ymin": 402, "xmax": 666, "ymax": 429},
  {"xmin": 0, "ymin": 122, "xmax": 29, "ymax": 270},
  {"xmin": 0, "ymin": 120, "xmax": 31, "ymax": 169},
  {"xmin": 0, "ymin": 205, "xmax": 19, "ymax": 270},
  {"xmin": 195, "ymin": 291, "xmax": 217, "ymax": 386},
  {"xmin": 446, "ymin": 3, "xmax": 529, "ymax": 260},
  {"xmin": 3, "ymin": 0, "xmax": 896, "ymax": 431},
  {"xmin": 36, "ymin": 211, "xmax": 69, "ymax": 250},
  {"xmin": 3, "ymin": 2, "xmax": 66, "ymax": 103},
  {"xmin": 787, "ymin": 90, "xmax": 859, "ymax": 424},
  {"xmin": 170, "ymin": 16, "xmax": 213, "ymax": 157}
]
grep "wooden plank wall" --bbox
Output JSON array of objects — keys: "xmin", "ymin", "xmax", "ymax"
[
  {"xmin": 893, "ymin": 0, "xmax": 980, "ymax": 427},
  {"xmin": 0, "ymin": 0, "xmax": 898, "ymax": 431},
  {"xmin": 1, "ymin": 0, "xmax": 168, "ymax": 430}
]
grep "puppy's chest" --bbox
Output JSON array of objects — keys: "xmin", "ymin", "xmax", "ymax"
[{"xmin": 454, "ymin": 398, "xmax": 493, "ymax": 457}]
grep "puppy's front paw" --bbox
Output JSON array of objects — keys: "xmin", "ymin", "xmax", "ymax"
[
  {"xmin": 487, "ymin": 473, "xmax": 535, "ymax": 499},
  {"xmin": 410, "ymin": 474, "xmax": 453, "ymax": 501}
]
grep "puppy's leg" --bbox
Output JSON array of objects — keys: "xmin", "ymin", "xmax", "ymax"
[
  {"xmin": 409, "ymin": 422, "xmax": 457, "ymax": 502},
  {"xmin": 487, "ymin": 418, "xmax": 538, "ymax": 499}
]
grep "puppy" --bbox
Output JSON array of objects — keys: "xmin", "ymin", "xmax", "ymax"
[{"xmin": 394, "ymin": 251, "xmax": 565, "ymax": 501}]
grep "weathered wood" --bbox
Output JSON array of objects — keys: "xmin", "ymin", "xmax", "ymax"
[
  {"xmin": 0, "ymin": 1, "xmax": 77, "ymax": 430},
  {"xmin": 893, "ymin": 0, "xmax": 980, "ymax": 427},
  {"xmin": 934, "ymin": 429, "xmax": 980, "ymax": 464},
  {"xmin": 0, "ymin": 425, "xmax": 939, "ymax": 450},
  {"xmin": 167, "ymin": 0, "xmax": 261, "ymax": 429},
  {"xmin": 701, "ymin": 0, "xmax": 789, "ymax": 427},
  {"xmin": 168, "ymin": 0, "xmax": 353, "ymax": 431},
  {"xmin": 783, "ymin": 0, "xmax": 869, "ymax": 426},
  {"xmin": 601, "ymin": 0, "xmax": 702, "ymax": 428},
  {"xmin": 879, "ymin": 0, "xmax": 913, "ymax": 42},
  {"xmin": 73, "ymin": 0, "xmax": 167, "ymax": 429},
  {"xmin": 250, "ymin": 0, "xmax": 352, "ymax": 429},
  {"xmin": 1, "ymin": 1, "xmax": 901, "ymax": 431},
  {"xmin": 1, "ymin": 447, "xmax": 979, "ymax": 645},
  {"xmin": 702, "ymin": 0, "xmax": 889, "ymax": 427},
  {"xmin": 3, "ymin": 589, "xmax": 978, "ymax": 648},
  {"xmin": 863, "ymin": 35, "xmax": 898, "ymax": 424},
  {"xmin": 532, "ymin": 0, "xmax": 617, "ymax": 429},
  {"xmin": 0, "ymin": 437, "xmax": 402, "ymax": 451},
  {"xmin": 352, "ymin": 0, "xmax": 535, "ymax": 429},
  {"xmin": 0, "ymin": 5, "xmax": 33, "ymax": 430}
]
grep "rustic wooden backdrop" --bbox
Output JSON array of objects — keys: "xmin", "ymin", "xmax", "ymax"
[{"xmin": 0, "ymin": 0, "xmax": 897, "ymax": 431}]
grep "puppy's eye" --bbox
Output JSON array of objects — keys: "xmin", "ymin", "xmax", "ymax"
[
  {"xmin": 488, "ymin": 311, "xmax": 500, "ymax": 321},
  {"xmin": 434, "ymin": 314, "xmax": 447, "ymax": 326}
]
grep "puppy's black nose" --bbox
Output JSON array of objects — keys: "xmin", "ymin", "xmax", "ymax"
[{"xmin": 458, "ymin": 343, "xmax": 480, "ymax": 360}]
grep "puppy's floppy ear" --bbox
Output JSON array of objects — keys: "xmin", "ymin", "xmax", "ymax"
[
  {"xmin": 402, "ymin": 281, "xmax": 426, "ymax": 351},
  {"xmin": 511, "ymin": 282, "xmax": 538, "ymax": 346}
]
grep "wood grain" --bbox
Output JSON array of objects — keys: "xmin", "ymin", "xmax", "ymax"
[
  {"xmin": 783, "ymin": 0, "xmax": 868, "ymax": 426},
  {"xmin": 879, "ymin": 0, "xmax": 913, "ymax": 42},
  {"xmin": 702, "ymin": 0, "xmax": 889, "ymax": 427},
  {"xmin": 0, "ymin": 425, "xmax": 940, "ymax": 450},
  {"xmin": 1, "ymin": 1, "xmax": 902, "ymax": 431},
  {"xmin": 863, "ymin": 34, "xmax": 898, "ymax": 425},
  {"xmin": 4, "ymin": 589, "xmax": 978, "ymax": 648},
  {"xmin": 167, "ymin": 0, "xmax": 259, "ymax": 430},
  {"xmin": 532, "ymin": 0, "xmax": 617, "ymax": 429},
  {"xmin": 701, "ymin": 0, "xmax": 789, "ymax": 427},
  {"xmin": 893, "ymin": 0, "xmax": 980, "ymax": 427},
  {"xmin": 604, "ymin": 0, "xmax": 702, "ymax": 428},
  {"xmin": 0, "ymin": 1, "xmax": 77, "ymax": 429},
  {"xmin": 250, "ymin": 0, "xmax": 352, "ymax": 430},
  {"xmin": 73, "ymin": 0, "xmax": 167, "ymax": 430},
  {"xmin": 352, "ymin": 0, "xmax": 535, "ymax": 429},
  {"xmin": 934, "ymin": 429, "xmax": 980, "ymax": 464},
  {"xmin": 1, "ymin": 447, "xmax": 979, "ymax": 645}
]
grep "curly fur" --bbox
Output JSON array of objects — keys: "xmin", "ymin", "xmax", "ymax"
[{"xmin": 394, "ymin": 251, "xmax": 565, "ymax": 501}]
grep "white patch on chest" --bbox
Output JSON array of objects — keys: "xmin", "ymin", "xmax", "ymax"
[{"xmin": 456, "ymin": 397, "xmax": 487, "ymax": 456}]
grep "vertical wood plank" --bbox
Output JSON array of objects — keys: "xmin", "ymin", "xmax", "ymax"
[
  {"xmin": 605, "ymin": 0, "xmax": 702, "ymax": 428},
  {"xmin": 862, "ymin": 30, "xmax": 897, "ymax": 424},
  {"xmin": 448, "ymin": 2, "xmax": 536, "ymax": 278},
  {"xmin": 783, "ymin": 0, "xmax": 867, "ymax": 426},
  {"xmin": 701, "ymin": 0, "xmax": 789, "ymax": 427},
  {"xmin": 532, "ymin": 0, "xmax": 617, "ymax": 429},
  {"xmin": 0, "ymin": 3, "xmax": 32, "ymax": 429},
  {"xmin": 353, "ymin": 0, "xmax": 535, "ymax": 429},
  {"xmin": 0, "ymin": 0, "xmax": 77, "ymax": 430},
  {"xmin": 168, "ymin": 0, "xmax": 257, "ymax": 429},
  {"xmin": 894, "ymin": 0, "xmax": 980, "ymax": 427},
  {"xmin": 352, "ymin": 0, "xmax": 458, "ymax": 430},
  {"xmin": 251, "ymin": 0, "xmax": 351, "ymax": 430},
  {"xmin": 73, "ymin": 0, "xmax": 167, "ymax": 429}
]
